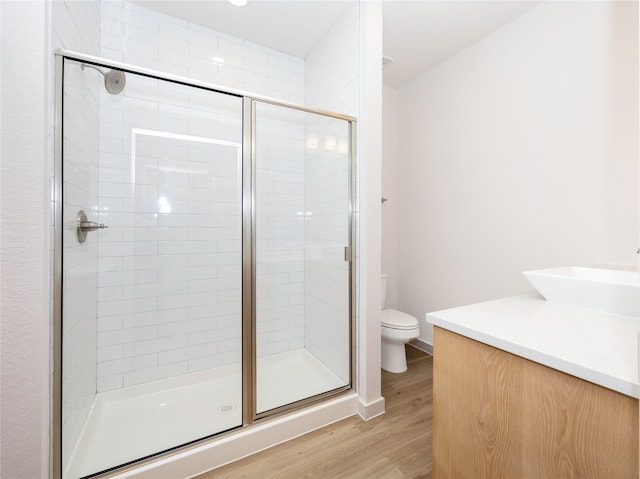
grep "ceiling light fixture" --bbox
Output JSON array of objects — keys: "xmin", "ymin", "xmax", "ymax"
[{"xmin": 228, "ymin": 0, "xmax": 249, "ymax": 6}]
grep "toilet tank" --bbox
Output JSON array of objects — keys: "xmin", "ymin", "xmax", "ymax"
[{"xmin": 381, "ymin": 274, "xmax": 387, "ymax": 309}]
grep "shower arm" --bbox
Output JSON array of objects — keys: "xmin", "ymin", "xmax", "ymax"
[{"xmin": 80, "ymin": 63, "xmax": 106, "ymax": 76}]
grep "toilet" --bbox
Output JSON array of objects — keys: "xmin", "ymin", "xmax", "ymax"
[{"xmin": 381, "ymin": 274, "xmax": 420, "ymax": 373}]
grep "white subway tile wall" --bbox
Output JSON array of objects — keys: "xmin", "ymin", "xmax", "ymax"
[
  {"xmin": 57, "ymin": 0, "xmax": 359, "ymax": 415},
  {"xmin": 302, "ymin": 113, "xmax": 351, "ymax": 384},
  {"xmin": 101, "ymin": 1, "xmax": 305, "ymax": 103},
  {"xmin": 304, "ymin": 3, "xmax": 359, "ymax": 383},
  {"xmin": 54, "ymin": 0, "xmax": 101, "ymax": 466},
  {"xmin": 96, "ymin": 78, "xmax": 244, "ymax": 391},
  {"xmin": 95, "ymin": 0, "xmax": 307, "ymax": 390},
  {"xmin": 255, "ymin": 104, "xmax": 306, "ymax": 358},
  {"xmin": 305, "ymin": 2, "xmax": 359, "ymax": 117}
]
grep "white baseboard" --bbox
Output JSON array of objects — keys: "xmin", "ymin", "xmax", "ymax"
[
  {"xmin": 410, "ymin": 338, "xmax": 433, "ymax": 355},
  {"xmin": 112, "ymin": 393, "xmax": 360, "ymax": 479},
  {"xmin": 357, "ymin": 395, "xmax": 386, "ymax": 421}
]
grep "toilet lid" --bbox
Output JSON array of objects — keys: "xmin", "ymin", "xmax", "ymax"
[{"xmin": 381, "ymin": 309, "xmax": 419, "ymax": 330}]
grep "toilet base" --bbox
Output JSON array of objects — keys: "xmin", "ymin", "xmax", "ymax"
[{"xmin": 381, "ymin": 342, "xmax": 408, "ymax": 373}]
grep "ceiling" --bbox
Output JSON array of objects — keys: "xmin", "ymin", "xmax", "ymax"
[
  {"xmin": 136, "ymin": 1, "xmax": 352, "ymax": 59},
  {"xmin": 383, "ymin": 1, "xmax": 541, "ymax": 88},
  {"xmin": 137, "ymin": 0, "xmax": 542, "ymax": 89}
]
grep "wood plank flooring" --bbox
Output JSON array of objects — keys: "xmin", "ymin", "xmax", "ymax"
[{"xmin": 196, "ymin": 346, "xmax": 432, "ymax": 479}]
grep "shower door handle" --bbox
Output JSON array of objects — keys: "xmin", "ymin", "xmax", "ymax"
[{"xmin": 77, "ymin": 210, "xmax": 108, "ymax": 243}]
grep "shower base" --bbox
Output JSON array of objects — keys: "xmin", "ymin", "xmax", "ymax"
[{"xmin": 65, "ymin": 348, "xmax": 345, "ymax": 479}]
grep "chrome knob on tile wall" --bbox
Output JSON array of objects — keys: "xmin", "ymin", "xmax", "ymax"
[{"xmin": 77, "ymin": 210, "xmax": 108, "ymax": 244}]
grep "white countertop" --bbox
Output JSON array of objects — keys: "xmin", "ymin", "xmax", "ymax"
[{"xmin": 426, "ymin": 293, "xmax": 640, "ymax": 398}]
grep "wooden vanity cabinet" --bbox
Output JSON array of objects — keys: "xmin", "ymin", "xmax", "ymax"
[{"xmin": 433, "ymin": 326, "xmax": 639, "ymax": 479}]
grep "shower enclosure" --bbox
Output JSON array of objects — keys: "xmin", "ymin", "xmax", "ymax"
[{"xmin": 54, "ymin": 51, "xmax": 355, "ymax": 479}]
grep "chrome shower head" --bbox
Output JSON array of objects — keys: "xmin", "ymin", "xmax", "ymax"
[
  {"xmin": 103, "ymin": 69, "xmax": 126, "ymax": 95},
  {"xmin": 80, "ymin": 63, "xmax": 126, "ymax": 95}
]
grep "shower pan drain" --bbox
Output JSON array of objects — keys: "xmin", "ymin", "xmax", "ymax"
[{"xmin": 217, "ymin": 402, "xmax": 238, "ymax": 415}]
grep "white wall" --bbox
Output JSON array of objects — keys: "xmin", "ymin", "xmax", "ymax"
[
  {"xmin": 381, "ymin": 85, "xmax": 398, "ymax": 308},
  {"xmin": 356, "ymin": 0, "xmax": 384, "ymax": 418},
  {"xmin": 0, "ymin": 2, "xmax": 50, "ymax": 478},
  {"xmin": 395, "ymin": 1, "xmax": 639, "ymax": 345}
]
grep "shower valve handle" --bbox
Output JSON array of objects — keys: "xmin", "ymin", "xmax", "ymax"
[
  {"xmin": 76, "ymin": 210, "xmax": 108, "ymax": 243},
  {"xmin": 79, "ymin": 221, "xmax": 108, "ymax": 232}
]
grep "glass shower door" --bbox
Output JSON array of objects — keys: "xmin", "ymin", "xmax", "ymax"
[
  {"xmin": 61, "ymin": 58, "xmax": 244, "ymax": 478},
  {"xmin": 253, "ymin": 101, "xmax": 352, "ymax": 415}
]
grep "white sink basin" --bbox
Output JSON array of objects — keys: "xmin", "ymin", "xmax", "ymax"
[{"xmin": 523, "ymin": 267, "xmax": 640, "ymax": 317}]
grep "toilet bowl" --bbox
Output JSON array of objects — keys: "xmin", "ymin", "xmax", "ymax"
[{"xmin": 381, "ymin": 274, "xmax": 420, "ymax": 373}]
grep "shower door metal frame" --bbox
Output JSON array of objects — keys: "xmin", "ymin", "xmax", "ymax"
[
  {"xmin": 53, "ymin": 51, "xmax": 64, "ymax": 479},
  {"xmin": 248, "ymin": 97, "xmax": 356, "ymax": 421},
  {"xmin": 53, "ymin": 49, "xmax": 357, "ymax": 478}
]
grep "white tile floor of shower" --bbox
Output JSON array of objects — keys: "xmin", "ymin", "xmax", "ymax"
[{"xmin": 65, "ymin": 349, "xmax": 346, "ymax": 479}]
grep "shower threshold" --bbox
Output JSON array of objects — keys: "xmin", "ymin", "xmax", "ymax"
[{"xmin": 65, "ymin": 348, "xmax": 344, "ymax": 478}]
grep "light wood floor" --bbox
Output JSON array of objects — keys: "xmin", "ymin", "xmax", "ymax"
[{"xmin": 196, "ymin": 346, "xmax": 433, "ymax": 479}]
